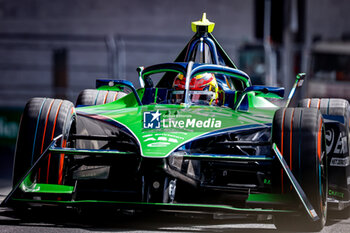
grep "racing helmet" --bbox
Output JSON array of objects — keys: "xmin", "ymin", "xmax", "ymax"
[{"xmin": 172, "ymin": 73, "xmax": 218, "ymax": 105}]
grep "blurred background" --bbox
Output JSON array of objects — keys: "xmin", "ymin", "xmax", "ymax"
[{"xmin": 0, "ymin": 0, "xmax": 350, "ymax": 182}]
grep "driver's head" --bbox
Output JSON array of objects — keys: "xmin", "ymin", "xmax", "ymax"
[{"xmin": 172, "ymin": 73, "xmax": 218, "ymax": 105}]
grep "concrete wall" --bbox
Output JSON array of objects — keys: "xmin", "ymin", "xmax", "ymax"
[
  {"xmin": 0, "ymin": 0, "xmax": 254, "ymax": 38},
  {"xmin": 0, "ymin": 0, "xmax": 254, "ymax": 107},
  {"xmin": 1, "ymin": 0, "xmax": 349, "ymax": 107},
  {"xmin": 306, "ymin": 0, "xmax": 350, "ymax": 42},
  {"xmin": 300, "ymin": 0, "xmax": 350, "ymax": 99}
]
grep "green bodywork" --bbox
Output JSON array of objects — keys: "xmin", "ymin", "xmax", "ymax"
[
  {"xmin": 9, "ymin": 64, "xmax": 286, "ymax": 214},
  {"xmin": 77, "ymin": 88, "xmax": 278, "ymax": 158},
  {"xmin": 20, "ymin": 173, "xmax": 74, "ymax": 194}
]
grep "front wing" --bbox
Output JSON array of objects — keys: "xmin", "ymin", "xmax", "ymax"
[{"xmin": 1, "ymin": 135, "xmax": 318, "ymax": 221}]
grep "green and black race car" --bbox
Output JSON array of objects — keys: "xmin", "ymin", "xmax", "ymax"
[{"xmin": 2, "ymin": 14, "xmax": 350, "ymax": 232}]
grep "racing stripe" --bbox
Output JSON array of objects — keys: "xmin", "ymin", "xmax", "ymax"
[
  {"xmin": 281, "ymin": 108, "xmax": 286, "ymax": 193},
  {"xmin": 113, "ymin": 92, "xmax": 118, "ymax": 101},
  {"xmin": 307, "ymin": 99, "xmax": 311, "ymax": 108},
  {"xmin": 103, "ymin": 91, "xmax": 108, "ymax": 104},
  {"xmin": 94, "ymin": 91, "xmax": 100, "ymax": 105},
  {"xmin": 317, "ymin": 99, "xmax": 321, "ymax": 109},
  {"xmin": 281, "ymin": 109, "xmax": 286, "ymax": 155},
  {"xmin": 290, "ymin": 108, "xmax": 295, "ymax": 171},
  {"xmin": 58, "ymin": 139, "xmax": 67, "ymax": 185},
  {"xmin": 58, "ymin": 106, "xmax": 74, "ymax": 185},
  {"xmin": 289, "ymin": 108, "xmax": 295, "ymax": 191},
  {"xmin": 154, "ymin": 88, "xmax": 159, "ymax": 103},
  {"xmin": 298, "ymin": 109, "xmax": 303, "ymax": 177},
  {"xmin": 46, "ymin": 100, "xmax": 63, "ymax": 184},
  {"xmin": 31, "ymin": 98, "xmax": 47, "ymax": 165},
  {"xmin": 40, "ymin": 99, "xmax": 54, "ymax": 152},
  {"xmin": 225, "ymin": 77, "xmax": 232, "ymax": 89},
  {"xmin": 317, "ymin": 119, "xmax": 322, "ymax": 160},
  {"xmin": 38, "ymin": 99, "xmax": 54, "ymax": 182}
]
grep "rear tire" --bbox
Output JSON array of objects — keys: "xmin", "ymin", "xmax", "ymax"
[
  {"xmin": 13, "ymin": 98, "xmax": 75, "ymax": 187},
  {"xmin": 272, "ymin": 107, "xmax": 327, "ymax": 231},
  {"xmin": 75, "ymin": 89, "xmax": 126, "ymax": 107},
  {"xmin": 298, "ymin": 98, "xmax": 349, "ymax": 117},
  {"xmin": 299, "ymin": 98, "xmax": 350, "ymax": 219}
]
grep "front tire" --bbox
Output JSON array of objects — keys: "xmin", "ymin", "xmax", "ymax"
[
  {"xmin": 75, "ymin": 89, "xmax": 126, "ymax": 107},
  {"xmin": 13, "ymin": 98, "xmax": 75, "ymax": 187},
  {"xmin": 272, "ymin": 107, "xmax": 327, "ymax": 231}
]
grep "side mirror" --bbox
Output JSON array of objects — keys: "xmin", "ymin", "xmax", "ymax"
[
  {"xmin": 137, "ymin": 66, "xmax": 145, "ymax": 88},
  {"xmin": 96, "ymin": 79, "xmax": 142, "ymax": 106},
  {"xmin": 137, "ymin": 66, "xmax": 154, "ymax": 88},
  {"xmin": 233, "ymin": 85, "xmax": 284, "ymax": 111},
  {"xmin": 244, "ymin": 86, "xmax": 284, "ymax": 99},
  {"xmin": 96, "ymin": 79, "xmax": 134, "ymax": 90}
]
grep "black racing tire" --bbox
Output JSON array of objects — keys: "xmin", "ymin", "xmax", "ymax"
[
  {"xmin": 299, "ymin": 98, "xmax": 350, "ymax": 218},
  {"xmin": 272, "ymin": 107, "xmax": 327, "ymax": 232},
  {"xmin": 298, "ymin": 98, "xmax": 349, "ymax": 117},
  {"xmin": 75, "ymin": 89, "xmax": 126, "ymax": 107},
  {"xmin": 13, "ymin": 98, "xmax": 75, "ymax": 187}
]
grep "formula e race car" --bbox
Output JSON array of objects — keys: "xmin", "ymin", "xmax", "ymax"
[{"xmin": 2, "ymin": 14, "xmax": 350, "ymax": 232}]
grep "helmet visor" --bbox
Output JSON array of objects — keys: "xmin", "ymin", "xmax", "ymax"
[{"xmin": 170, "ymin": 90, "xmax": 215, "ymax": 105}]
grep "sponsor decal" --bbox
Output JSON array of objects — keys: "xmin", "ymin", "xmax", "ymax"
[
  {"xmin": 163, "ymin": 117, "xmax": 221, "ymax": 128},
  {"xmin": 143, "ymin": 110, "xmax": 222, "ymax": 130},
  {"xmin": 334, "ymin": 132, "xmax": 348, "ymax": 155},
  {"xmin": 330, "ymin": 157, "xmax": 350, "ymax": 167},
  {"xmin": 143, "ymin": 110, "xmax": 161, "ymax": 129},
  {"xmin": 326, "ymin": 128, "xmax": 348, "ymax": 155},
  {"xmin": 329, "ymin": 189, "xmax": 344, "ymax": 198},
  {"xmin": 263, "ymin": 179, "xmax": 271, "ymax": 184},
  {"xmin": 142, "ymin": 133, "xmax": 184, "ymax": 148}
]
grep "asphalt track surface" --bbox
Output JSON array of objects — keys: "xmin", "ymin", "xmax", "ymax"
[
  {"xmin": 0, "ymin": 150, "xmax": 350, "ymax": 233},
  {"xmin": 1, "ymin": 181, "xmax": 350, "ymax": 233}
]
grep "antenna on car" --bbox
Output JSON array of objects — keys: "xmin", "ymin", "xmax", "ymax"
[
  {"xmin": 172, "ymin": 13, "xmax": 237, "ymax": 69},
  {"xmin": 191, "ymin": 13, "xmax": 215, "ymax": 33}
]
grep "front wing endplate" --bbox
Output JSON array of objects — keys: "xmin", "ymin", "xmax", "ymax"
[{"xmin": 272, "ymin": 143, "xmax": 319, "ymax": 221}]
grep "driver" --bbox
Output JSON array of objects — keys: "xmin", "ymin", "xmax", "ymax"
[{"xmin": 172, "ymin": 73, "xmax": 219, "ymax": 105}]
